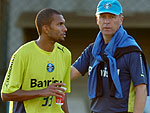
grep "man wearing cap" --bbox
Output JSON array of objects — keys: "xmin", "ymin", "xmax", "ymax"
[{"xmin": 71, "ymin": 0, "xmax": 149, "ymax": 113}]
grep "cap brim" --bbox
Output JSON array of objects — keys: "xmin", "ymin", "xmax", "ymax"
[{"xmin": 96, "ymin": 10, "xmax": 120, "ymax": 15}]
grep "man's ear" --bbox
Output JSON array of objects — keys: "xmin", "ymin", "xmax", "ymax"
[
  {"xmin": 120, "ymin": 15, "xmax": 124, "ymax": 25},
  {"xmin": 96, "ymin": 15, "xmax": 99, "ymax": 25},
  {"xmin": 96, "ymin": 15, "xmax": 98, "ymax": 25},
  {"xmin": 42, "ymin": 25, "xmax": 49, "ymax": 34}
]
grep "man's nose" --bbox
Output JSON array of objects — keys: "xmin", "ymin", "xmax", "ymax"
[
  {"xmin": 63, "ymin": 25, "xmax": 67, "ymax": 32},
  {"xmin": 104, "ymin": 18, "xmax": 111, "ymax": 23}
]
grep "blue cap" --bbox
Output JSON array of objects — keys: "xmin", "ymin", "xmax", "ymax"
[{"xmin": 96, "ymin": 0, "xmax": 123, "ymax": 15}]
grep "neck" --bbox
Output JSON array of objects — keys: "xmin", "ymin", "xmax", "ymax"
[
  {"xmin": 35, "ymin": 36, "xmax": 55, "ymax": 52},
  {"xmin": 103, "ymin": 35, "xmax": 112, "ymax": 44}
]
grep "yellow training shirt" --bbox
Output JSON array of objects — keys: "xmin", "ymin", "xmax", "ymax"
[{"xmin": 1, "ymin": 41, "xmax": 71, "ymax": 113}]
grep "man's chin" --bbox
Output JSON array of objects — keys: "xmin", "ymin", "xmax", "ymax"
[{"xmin": 58, "ymin": 38, "xmax": 65, "ymax": 43}]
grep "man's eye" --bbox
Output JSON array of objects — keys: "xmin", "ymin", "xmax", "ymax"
[
  {"xmin": 111, "ymin": 16, "xmax": 114, "ymax": 18},
  {"xmin": 59, "ymin": 22, "xmax": 64, "ymax": 26},
  {"xmin": 100, "ymin": 16, "xmax": 105, "ymax": 19},
  {"xmin": 110, "ymin": 15, "xmax": 115, "ymax": 18}
]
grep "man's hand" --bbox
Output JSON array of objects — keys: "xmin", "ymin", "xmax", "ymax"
[{"xmin": 40, "ymin": 83, "xmax": 66, "ymax": 97}]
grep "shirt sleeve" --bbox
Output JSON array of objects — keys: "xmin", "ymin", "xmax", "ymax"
[
  {"xmin": 1, "ymin": 51, "xmax": 24, "ymax": 94},
  {"xmin": 127, "ymin": 52, "xmax": 147, "ymax": 86},
  {"xmin": 72, "ymin": 43, "xmax": 93, "ymax": 75}
]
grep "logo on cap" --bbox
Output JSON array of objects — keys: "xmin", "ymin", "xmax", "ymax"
[{"xmin": 104, "ymin": 2, "xmax": 111, "ymax": 9}]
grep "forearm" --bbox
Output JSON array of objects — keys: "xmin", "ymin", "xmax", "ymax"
[
  {"xmin": 134, "ymin": 84, "xmax": 147, "ymax": 113},
  {"xmin": 1, "ymin": 83, "xmax": 66, "ymax": 102},
  {"xmin": 71, "ymin": 66, "xmax": 81, "ymax": 81},
  {"xmin": 1, "ymin": 89, "xmax": 41, "ymax": 101},
  {"xmin": 62, "ymin": 94, "xmax": 69, "ymax": 113}
]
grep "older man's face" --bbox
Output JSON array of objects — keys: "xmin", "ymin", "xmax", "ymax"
[{"xmin": 96, "ymin": 13, "xmax": 124, "ymax": 38}]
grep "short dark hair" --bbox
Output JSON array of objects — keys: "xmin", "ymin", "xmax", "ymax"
[{"xmin": 35, "ymin": 8, "xmax": 62, "ymax": 36}]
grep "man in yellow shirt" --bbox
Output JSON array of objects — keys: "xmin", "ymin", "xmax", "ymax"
[{"xmin": 1, "ymin": 8, "xmax": 71, "ymax": 113}]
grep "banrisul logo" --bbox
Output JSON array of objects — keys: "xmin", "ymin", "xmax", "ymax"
[{"xmin": 47, "ymin": 63, "xmax": 54, "ymax": 72}]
